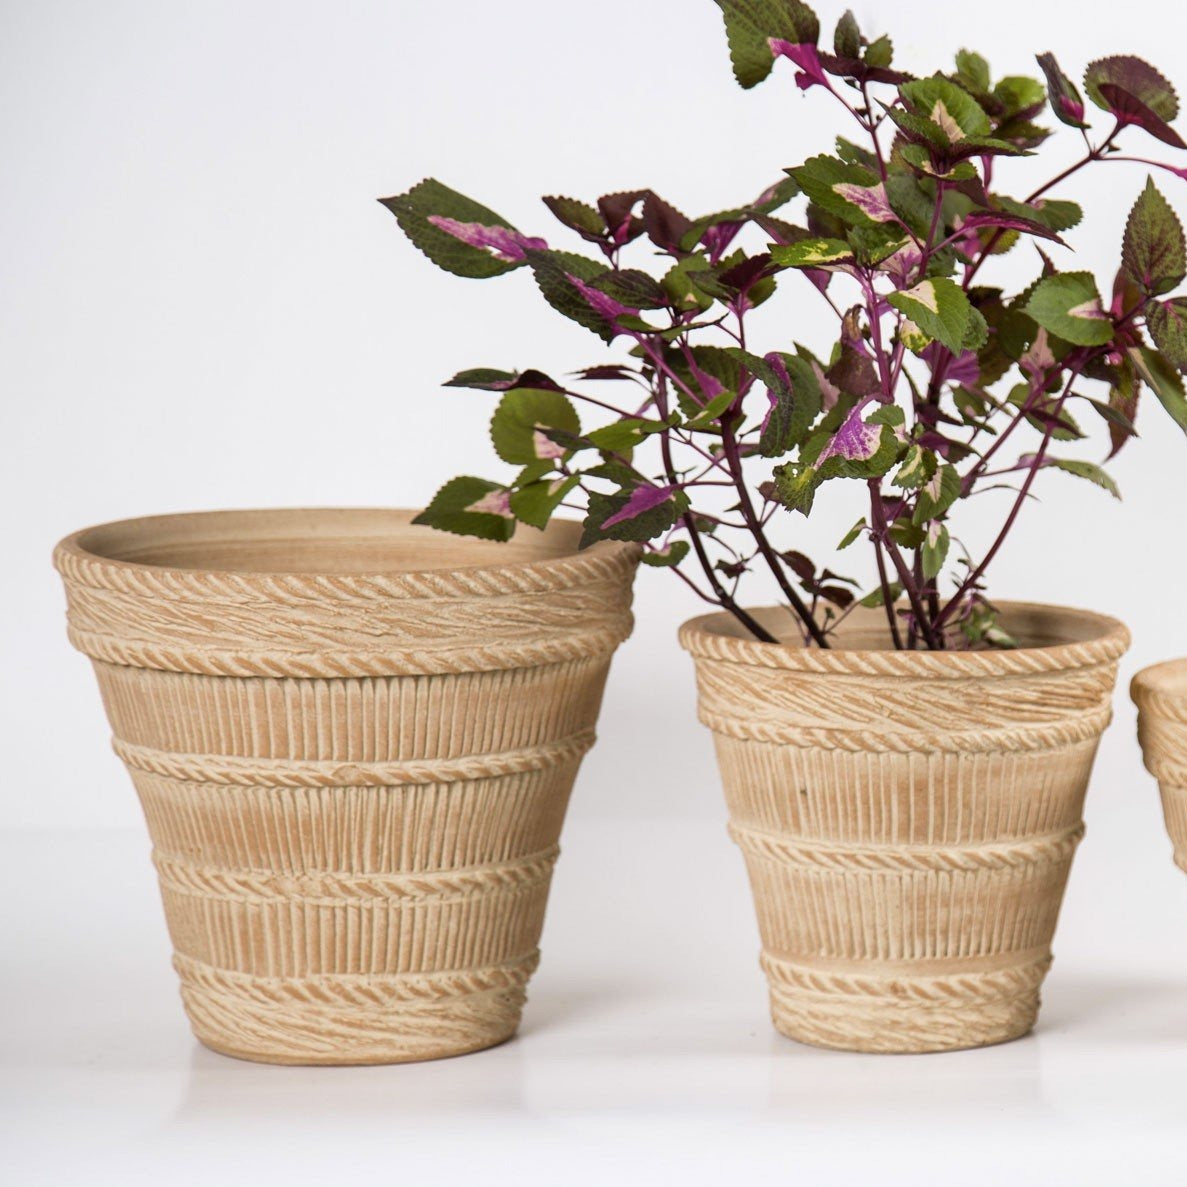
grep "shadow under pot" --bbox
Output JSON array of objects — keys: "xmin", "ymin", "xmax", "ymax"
[
  {"xmin": 679, "ymin": 602, "xmax": 1129, "ymax": 1055},
  {"xmin": 54, "ymin": 509, "xmax": 639, "ymax": 1065},
  {"xmin": 1132, "ymin": 659, "xmax": 1187, "ymax": 879}
]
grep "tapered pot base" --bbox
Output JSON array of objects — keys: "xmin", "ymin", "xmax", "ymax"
[
  {"xmin": 176, "ymin": 951, "xmax": 535, "ymax": 1066},
  {"xmin": 762, "ymin": 953, "xmax": 1047, "ymax": 1054}
]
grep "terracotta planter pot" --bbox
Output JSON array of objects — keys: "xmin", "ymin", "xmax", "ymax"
[
  {"xmin": 1132, "ymin": 660, "xmax": 1187, "ymax": 878},
  {"xmin": 679, "ymin": 602, "xmax": 1128, "ymax": 1054},
  {"xmin": 55, "ymin": 509, "xmax": 638, "ymax": 1065}
]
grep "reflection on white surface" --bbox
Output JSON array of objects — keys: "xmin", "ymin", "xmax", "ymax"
[{"xmin": 3, "ymin": 819, "xmax": 1186, "ymax": 1184}]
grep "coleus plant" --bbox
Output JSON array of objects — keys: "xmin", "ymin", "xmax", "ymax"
[{"xmin": 382, "ymin": 0, "xmax": 1187, "ymax": 650}]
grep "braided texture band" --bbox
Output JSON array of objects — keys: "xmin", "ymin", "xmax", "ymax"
[
  {"xmin": 681, "ymin": 602, "xmax": 1126, "ymax": 1054},
  {"xmin": 173, "ymin": 952, "xmax": 540, "ymax": 1066},
  {"xmin": 761, "ymin": 953, "xmax": 1049, "ymax": 1054},
  {"xmin": 115, "ymin": 729, "xmax": 594, "ymax": 786},
  {"xmin": 153, "ymin": 846, "xmax": 559, "ymax": 906},
  {"xmin": 55, "ymin": 510, "xmax": 639, "ymax": 676},
  {"xmin": 731, "ymin": 822, "xmax": 1083, "ymax": 874}
]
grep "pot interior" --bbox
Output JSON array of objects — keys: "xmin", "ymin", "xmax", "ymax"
[{"xmin": 70, "ymin": 509, "xmax": 585, "ymax": 575}]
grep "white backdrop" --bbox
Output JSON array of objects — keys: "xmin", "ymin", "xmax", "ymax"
[
  {"xmin": 6, "ymin": 0, "xmax": 1187, "ymax": 831},
  {"xmin": 6, "ymin": 3, "xmax": 1187, "ymax": 1183}
]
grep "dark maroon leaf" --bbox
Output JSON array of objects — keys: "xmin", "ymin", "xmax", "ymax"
[
  {"xmin": 717, "ymin": 252, "xmax": 776, "ymax": 293},
  {"xmin": 780, "ymin": 549, "xmax": 817, "ymax": 583},
  {"xmin": 642, "ymin": 191, "xmax": 694, "ymax": 254},
  {"xmin": 960, "ymin": 211, "xmax": 1068, "ymax": 246},
  {"xmin": 1098, "ymin": 83, "xmax": 1187, "ymax": 149},
  {"xmin": 596, "ymin": 191, "xmax": 647, "ymax": 246}
]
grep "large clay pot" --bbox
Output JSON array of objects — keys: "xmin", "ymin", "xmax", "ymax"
[
  {"xmin": 680, "ymin": 602, "xmax": 1128, "ymax": 1054},
  {"xmin": 55, "ymin": 509, "xmax": 638, "ymax": 1065},
  {"xmin": 1132, "ymin": 659, "xmax": 1187, "ymax": 878}
]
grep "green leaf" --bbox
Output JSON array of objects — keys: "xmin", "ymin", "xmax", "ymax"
[
  {"xmin": 912, "ymin": 463, "xmax": 961, "ymax": 523},
  {"xmin": 790, "ymin": 155, "xmax": 892, "ymax": 227},
  {"xmin": 1122, "ymin": 177, "xmax": 1186, "ymax": 296},
  {"xmin": 509, "ymin": 475, "xmax": 580, "ymax": 529},
  {"xmin": 590, "ymin": 268, "xmax": 668, "ymax": 309},
  {"xmin": 1025, "ymin": 272, "xmax": 1114, "ymax": 346},
  {"xmin": 770, "ymin": 237, "xmax": 855, "ymax": 267},
  {"xmin": 666, "ymin": 345, "xmax": 744, "ymax": 415},
  {"xmin": 1148, "ymin": 297, "xmax": 1187, "ymax": 371},
  {"xmin": 899, "ymin": 76, "xmax": 992, "ymax": 141},
  {"xmin": 714, "ymin": 0, "xmax": 821, "ymax": 89},
  {"xmin": 994, "ymin": 75, "xmax": 1045, "ymax": 116},
  {"xmin": 490, "ymin": 389, "xmax": 580, "ymax": 464},
  {"xmin": 581, "ymin": 488, "xmax": 689, "ymax": 547},
  {"xmin": 413, "ymin": 477, "xmax": 516, "ymax": 542},
  {"xmin": 683, "ymin": 390, "xmax": 736, "ymax": 430},
  {"xmin": 997, "ymin": 195, "xmax": 1083, "ymax": 233},
  {"xmin": 1131, "ymin": 344, "xmax": 1187, "ymax": 435},
  {"xmin": 641, "ymin": 540, "xmax": 691, "ymax": 568},
  {"xmin": 662, "ymin": 256, "xmax": 716, "ymax": 313},
  {"xmin": 834, "ymin": 10, "xmax": 860, "ymax": 59},
  {"xmin": 864, "ymin": 34, "xmax": 892, "ymax": 70},
  {"xmin": 379, "ymin": 179, "xmax": 524, "ymax": 279},
  {"xmin": 920, "ymin": 522, "xmax": 950, "ymax": 581},
  {"xmin": 955, "ymin": 50, "xmax": 991, "ymax": 96},
  {"xmin": 887, "ymin": 277, "xmax": 974, "ymax": 354},
  {"xmin": 527, "ymin": 250, "xmax": 614, "ymax": 340},
  {"xmin": 860, "ymin": 580, "xmax": 902, "ymax": 608},
  {"xmin": 772, "ymin": 460, "xmax": 823, "ymax": 515},
  {"xmin": 1084, "ymin": 56, "xmax": 1179, "ymax": 120},
  {"xmin": 737, "ymin": 349, "xmax": 823, "ymax": 456},
  {"xmin": 443, "ymin": 368, "xmax": 518, "ymax": 390},
  {"xmin": 892, "ymin": 443, "xmax": 937, "ymax": 489},
  {"xmin": 837, "ymin": 518, "xmax": 866, "ymax": 549},
  {"xmin": 542, "ymin": 195, "xmax": 604, "ymax": 239},
  {"xmin": 1042, "ymin": 457, "xmax": 1120, "ymax": 500}
]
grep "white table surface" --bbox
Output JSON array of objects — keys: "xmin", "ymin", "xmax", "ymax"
[{"xmin": 4, "ymin": 803, "xmax": 1186, "ymax": 1186}]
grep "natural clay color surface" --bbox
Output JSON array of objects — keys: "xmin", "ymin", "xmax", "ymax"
[
  {"xmin": 54, "ymin": 509, "xmax": 639, "ymax": 1065},
  {"xmin": 1132, "ymin": 659, "xmax": 1187, "ymax": 878},
  {"xmin": 680, "ymin": 603, "xmax": 1129, "ymax": 1055}
]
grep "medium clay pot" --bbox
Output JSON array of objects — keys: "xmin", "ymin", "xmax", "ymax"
[
  {"xmin": 55, "ymin": 509, "xmax": 638, "ymax": 1065},
  {"xmin": 679, "ymin": 602, "xmax": 1128, "ymax": 1054},
  {"xmin": 1132, "ymin": 659, "xmax": 1187, "ymax": 878}
]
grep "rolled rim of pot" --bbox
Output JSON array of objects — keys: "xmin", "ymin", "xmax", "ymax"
[
  {"xmin": 679, "ymin": 602, "xmax": 1129, "ymax": 677},
  {"xmin": 1132, "ymin": 658, "xmax": 1187, "ymax": 722},
  {"xmin": 52, "ymin": 507, "xmax": 641, "ymax": 592}
]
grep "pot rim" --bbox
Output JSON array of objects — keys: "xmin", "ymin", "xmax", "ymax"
[
  {"xmin": 679, "ymin": 601, "xmax": 1129, "ymax": 678},
  {"xmin": 53, "ymin": 507, "xmax": 640, "ymax": 594},
  {"xmin": 1131, "ymin": 658, "xmax": 1187, "ymax": 716}
]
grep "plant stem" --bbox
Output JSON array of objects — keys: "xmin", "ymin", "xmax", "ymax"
[
  {"xmin": 872, "ymin": 535, "xmax": 905, "ymax": 650},
  {"xmin": 868, "ymin": 479, "xmax": 943, "ymax": 649},
  {"xmin": 935, "ymin": 358, "xmax": 1089, "ymax": 630},
  {"xmin": 721, "ymin": 418, "xmax": 831, "ymax": 648},
  {"xmin": 649, "ymin": 372, "xmax": 779, "ymax": 644}
]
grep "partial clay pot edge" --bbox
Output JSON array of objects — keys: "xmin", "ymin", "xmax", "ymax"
[{"xmin": 1131, "ymin": 658, "xmax": 1187, "ymax": 722}]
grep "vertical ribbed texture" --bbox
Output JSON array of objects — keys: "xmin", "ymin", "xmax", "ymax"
[
  {"xmin": 55, "ymin": 510, "xmax": 638, "ymax": 1065},
  {"xmin": 681, "ymin": 604, "xmax": 1128, "ymax": 1054}
]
